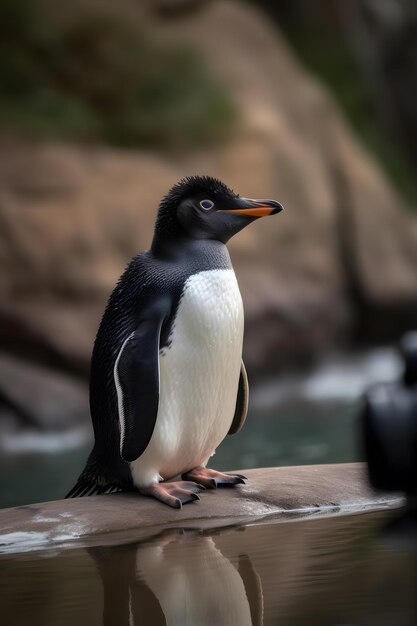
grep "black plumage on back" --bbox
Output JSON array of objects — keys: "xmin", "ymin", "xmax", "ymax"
[{"xmin": 68, "ymin": 255, "xmax": 152, "ymax": 495}]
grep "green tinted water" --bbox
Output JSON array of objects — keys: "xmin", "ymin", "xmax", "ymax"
[{"xmin": 0, "ymin": 399, "xmax": 359, "ymax": 509}]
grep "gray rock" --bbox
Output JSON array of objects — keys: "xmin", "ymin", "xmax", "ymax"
[{"xmin": 0, "ymin": 464, "xmax": 400, "ymax": 554}]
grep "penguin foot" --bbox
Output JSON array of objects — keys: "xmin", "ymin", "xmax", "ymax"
[
  {"xmin": 182, "ymin": 467, "xmax": 247, "ymax": 489},
  {"xmin": 139, "ymin": 481, "xmax": 205, "ymax": 509}
]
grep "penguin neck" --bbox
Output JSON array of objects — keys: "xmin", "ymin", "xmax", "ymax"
[
  {"xmin": 151, "ymin": 231, "xmax": 230, "ymax": 267},
  {"xmin": 151, "ymin": 228, "xmax": 188, "ymax": 258}
]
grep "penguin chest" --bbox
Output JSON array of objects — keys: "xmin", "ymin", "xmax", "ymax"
[{"xmin": 130, "ymin": 269, "xmax": 244, "ymax": 485}]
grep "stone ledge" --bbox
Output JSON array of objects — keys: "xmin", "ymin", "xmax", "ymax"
[{"xmin": 0, "ymin": 464, "xmax": 401, "ymax": 554}]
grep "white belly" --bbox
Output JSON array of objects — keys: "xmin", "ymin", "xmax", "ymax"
[
  {"xmin": 130, "ymin": 269, "xmax": 244, "ymax": 488},
  {"xmin": 136, "ymin": 537, "xmax": 253, "ymax": 626}
]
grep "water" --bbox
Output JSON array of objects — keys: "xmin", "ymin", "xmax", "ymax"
[
  {"xmin": 0, "ymin": 400, "xmax": 358, "ymax": 509},
  {"xmin": 1, "ymin": 509, "xmax": 415, "ymax": 625},
  {"xmin": 0, "ymin": 446, "xmax": 91, "ymax": 510},
  {"xmin": 0, "ymin": 347, "xmax": 401, "ymax": 509}
]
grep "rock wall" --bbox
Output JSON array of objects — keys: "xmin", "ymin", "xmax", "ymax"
[{"xmin": 0, "ymin": 0, "xmax": 416, "ymax": 431}]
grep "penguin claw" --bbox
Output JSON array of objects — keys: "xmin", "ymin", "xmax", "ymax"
[
  {"xmin": 177, "ymin": 491, "xmax": 201, "ymax": 505},
  {"xmin": 216, "ymin": 476, "xmax": 246, "ymax": 487},
  {"xmin": 182, "ymin": 467, "xmax": 247, "ymax": 489},
  {"xmin": 140, "ymin": 481, "xmax": 203, "ymax": 509}
]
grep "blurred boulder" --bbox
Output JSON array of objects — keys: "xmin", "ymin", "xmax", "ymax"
[
  {"xmin": 0, "ymin": 0, "xmax": 417, "ymax": 389},
  {"xmin": 0, "ymin": 352, "xmax": 89, "ymax": 441}
]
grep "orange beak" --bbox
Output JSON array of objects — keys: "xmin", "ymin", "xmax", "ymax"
[{"xmin": 221, "ymin": 197, "xmax": 283, "ymax": 217}]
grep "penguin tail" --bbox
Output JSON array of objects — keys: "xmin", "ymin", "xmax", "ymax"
[
  {"xmin": 65, "ymin": 479, "xmax": 122, "ymax": 498},
  {"xmin": 65, "ymin": 451, "xmax": 126, "ymax": 498},
  {"xmin": 65, "ymin": 478, "xmax": 99, "ymax": 498}
]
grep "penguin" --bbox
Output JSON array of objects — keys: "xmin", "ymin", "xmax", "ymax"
[
  {"xmin": 67, "ymin": 176, "xmax": 283, "ymax": 508},
  {"xmin": 133, "ymin": 533, "xmax": 263, "ymax": 626},
  {"xmin": 91, "ymin": 530, "xmax": 263, "ymax": 626}
]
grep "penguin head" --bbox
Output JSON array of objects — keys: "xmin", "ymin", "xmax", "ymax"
[{"xmin": 153, "ymin": 176, "xmax": 283, "ymax": 246}]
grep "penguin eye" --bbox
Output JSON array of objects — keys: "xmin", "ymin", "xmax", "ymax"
[{"xmin": 199, "ymin": 199, "xmax": 214, "ymax": 211}]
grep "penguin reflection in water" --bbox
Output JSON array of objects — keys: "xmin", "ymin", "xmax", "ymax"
[
  {"xmin": 67, "ymin": 176, "xmax": 283, "ymax": 508},
  {"xmin": 93, "ymin": 531, "xmax": 263, "ymax": 626}
]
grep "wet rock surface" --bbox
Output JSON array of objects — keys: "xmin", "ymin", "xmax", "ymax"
[{"xmin": 0, "ymin": 464, "xmax": 400, "ymax": 553}]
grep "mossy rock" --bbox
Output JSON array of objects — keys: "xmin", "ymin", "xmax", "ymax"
[{"xmin": 0, "ymin": 0, "xmax": 235, "ymax": 148}]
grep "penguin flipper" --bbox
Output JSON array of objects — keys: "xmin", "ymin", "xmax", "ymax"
[
  {"xmin": 228, "ymin": 360, "xmax": 249, "ymax": 435},
  {"xmin": 115, "ymin": 312, "xmax": 165, "ymax": 462}
]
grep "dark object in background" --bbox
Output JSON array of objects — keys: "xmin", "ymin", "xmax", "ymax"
[{"xmin": 362, "ymin": 332, "xmax": 417, "ymax": 495}]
